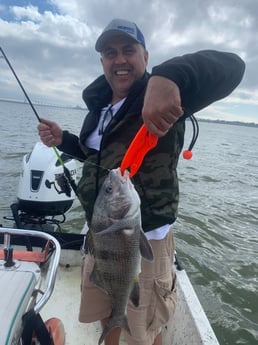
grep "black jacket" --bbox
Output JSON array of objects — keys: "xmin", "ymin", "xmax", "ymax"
[{"xmin": 58, "ymin": 50, "xmax": 245, "ymax": 231}]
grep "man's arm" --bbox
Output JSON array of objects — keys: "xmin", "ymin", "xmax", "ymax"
[
  {"xmin": 143, "ymin": 50, "xmax": 245, "ymax": 136},
  {"xmin": 38, "ymin": 118, "xmax": 86, "ymax": 161},
  {"xmin": 152, "ymin": 50, "xmax": 245, "ymax": 114},
  {"xmin": 57, "ymin": 130, "xmax": 86, "ymax": 161}
]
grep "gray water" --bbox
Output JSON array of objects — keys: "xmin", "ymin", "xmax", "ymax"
[{"xmin": 0, "ymin": 100, "xmax": 258, "ymax": 344}]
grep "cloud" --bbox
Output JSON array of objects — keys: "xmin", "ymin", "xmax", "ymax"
[
  {"xmin": 0, "ymin": 0, "xmax": 257, "ymax": 121},
  {"xmin": 11, "ymin": 5, "xmax": 42, "ymax": 21},
  {"xmin": 1, "ymin": 6, "xmax": 95, "ymax": 48}
]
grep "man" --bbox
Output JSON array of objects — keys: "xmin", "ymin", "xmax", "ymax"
[{"xmin": 38, "ymin": 18, "xmax": 245, "ymax": 345}]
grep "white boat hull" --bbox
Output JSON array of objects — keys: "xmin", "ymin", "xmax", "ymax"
[
  {"xmin": 0, "ymin": 228, "xmax": 220, "ymax": 345},
  {"xmin": 41, "ymin": 249, "xmax": 220, "ymax": 345}
]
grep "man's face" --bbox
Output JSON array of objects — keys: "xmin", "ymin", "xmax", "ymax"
[{"xmin": 100, "ymin": 36, "xmax": 148, "ymax": 102}]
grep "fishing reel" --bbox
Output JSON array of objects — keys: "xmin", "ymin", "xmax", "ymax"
[{"xmin": 45, "ymin": 173, "xmax": 72, "ymax": 197}]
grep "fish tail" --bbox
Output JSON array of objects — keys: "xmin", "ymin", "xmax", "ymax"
[{"xmin": 98, "ymin": 315, "xmax": 131, "ymax": 345}]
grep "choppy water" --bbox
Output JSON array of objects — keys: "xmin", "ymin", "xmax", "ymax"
[{"xmin": 0, "ymin": 100, "xmax": 258, "ymax": 344}]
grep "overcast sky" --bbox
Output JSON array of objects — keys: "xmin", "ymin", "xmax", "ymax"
[{"xmin": 0, "ymin": 0, "xmax": 258, "ymax": 123}]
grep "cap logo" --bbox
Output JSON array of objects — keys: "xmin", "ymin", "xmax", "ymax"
[
  {"xmin": 95, "ymin": 19, "xmax": 146, "ymax": 52},
  {"xmin": 117, "ymin": 25, "xmax": 135, "ymax": 35}
]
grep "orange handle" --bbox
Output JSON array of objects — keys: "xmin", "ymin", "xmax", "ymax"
[{"xmin": 120, "ymin": 125, "xmax": 158, "ymax": 177}]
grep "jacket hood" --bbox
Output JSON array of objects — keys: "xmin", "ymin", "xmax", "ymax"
[{"xmin": 82, "ymin": 75, "xmax": 112, "ymax": 111}]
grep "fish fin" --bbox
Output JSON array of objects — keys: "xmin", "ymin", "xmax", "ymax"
[
  {"xmin": 139, "ymin": 230, "xmax": 154, "ymax": 261},
  {"xmin": 95, "ymin": 221, "xmax": 129, "ymax": 235},
  {"xmin": 89, "ymin": 264, "xmax": 105, "ymax": 291},
  {"xmin": 130, "ymin": 280, "xmax": 140, "ymax": 307},
  {"xmin": 84, "ymin": 230, "xmax": 95, "ymax": 255},
  {"xmin": 98, "ymin": 313, "xmax": 131, "ymax": 345}
]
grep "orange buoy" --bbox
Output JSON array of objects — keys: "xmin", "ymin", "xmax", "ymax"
[
  {"xmin": 45, "ymin": 318, "xmax": 65, "ymax": 345},
  {"xmin": 183, "ymin": 150, "xmax": 193, "ymax": 160}
]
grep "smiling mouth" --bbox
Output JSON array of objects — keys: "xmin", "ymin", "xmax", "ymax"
[{"xmin": 115, "ymin": 70, "xmax": 130, "ymax": 76}]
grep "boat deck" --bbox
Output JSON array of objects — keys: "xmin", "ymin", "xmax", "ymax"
[{"xmin": 41, "ymin": 250, "xmax": 220, "ymax": 345}]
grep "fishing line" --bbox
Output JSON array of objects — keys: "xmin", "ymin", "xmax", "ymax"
[
  {"xmin": 87, "ymin": 160, "xmax": 110, "ymax": 173},
  {"xmin": 0, "ymin": 46, "xmax": 77, "ymax": 196}
]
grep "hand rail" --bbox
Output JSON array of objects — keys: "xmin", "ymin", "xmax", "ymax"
[{"xmin": 0, "ymin": 227, "xmax": 61, "ymax": 314}]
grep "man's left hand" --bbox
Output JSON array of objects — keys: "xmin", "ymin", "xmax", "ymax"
[{"xmin": 142, "ymin": 76, "xmax": 183, "ymax": 137}]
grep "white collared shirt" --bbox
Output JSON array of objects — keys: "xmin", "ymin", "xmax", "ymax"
[{"xmin": 86, "ymin": 98, "xmax": 126, "ymax": 150}]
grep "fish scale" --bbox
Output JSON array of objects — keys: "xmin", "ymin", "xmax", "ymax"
[{"xmin": 94, "ymin": 232, "xmax": 141, "ymax": 287}]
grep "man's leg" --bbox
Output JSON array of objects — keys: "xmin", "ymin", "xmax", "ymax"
[
  {"xmin": 124, "ymin": 229, "xmax": 176, "ymax": 345},
  {"xmin": 100, "ymin": 318, "xmax": 121, "ymax": 345},
  {"xmin": 79, "ymin": 255, "xmax": 111, "ymax": 322},
  {"xmin": 153, "ymin": 332, "xmax": 162, "ymax": 345}
]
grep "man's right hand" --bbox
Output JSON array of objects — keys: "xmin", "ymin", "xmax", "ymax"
[
  {"xmin": 38, "ymin": 118, "xmax": 63, "ymax": 147},
  {"xmin": 142, "ymin": 76, "xmax": 183, "ymax": 137}
]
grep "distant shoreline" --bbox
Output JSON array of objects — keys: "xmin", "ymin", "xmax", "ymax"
[
  {"xmin": 0, "ymin": 97, "xmax": 86, "ymax": 110},
  {"xmin": 196, "ymin": 118, "xmax": 258, "ymax": 128},
  {"xmin": 1, "ymin": 98, "xmax": 257, "ymax": 128}
]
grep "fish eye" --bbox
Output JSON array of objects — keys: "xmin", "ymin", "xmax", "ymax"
[{"xmin": 106, "ymin": 185, "xmax": 113, "ymax": 193}]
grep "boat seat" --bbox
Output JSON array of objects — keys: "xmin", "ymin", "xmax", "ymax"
[{"xmin": 0, "ymin": 269, "xmax": 37, "ymax": 345}]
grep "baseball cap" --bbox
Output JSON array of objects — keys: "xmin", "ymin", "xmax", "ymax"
[{"xmin": 95, "ymin": 18, "xmax": 146, "ymax": 52}]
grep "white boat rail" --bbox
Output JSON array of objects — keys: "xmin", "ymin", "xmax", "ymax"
[{"xmin": 0, "ymin": 227, "xmax": 61, "ymax": 314}]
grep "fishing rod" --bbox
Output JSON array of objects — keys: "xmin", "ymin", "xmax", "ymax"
[{"xmin": 0, "ymin": 46, "xmax": 77, "ymax": 197}]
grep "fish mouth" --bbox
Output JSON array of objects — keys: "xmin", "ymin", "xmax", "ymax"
[
  {"xmin": 109, "ymin": 168, "xmax": 133, "ymax": 190},
  {"xmin": 111, "ymin": 168, "xmax": 130, "ymax": 183},
  {"xmin": 102, "ymin": 170, "xmax": 135, "ymax": 204}
]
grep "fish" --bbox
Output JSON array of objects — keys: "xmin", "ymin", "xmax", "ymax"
[{"xmin": 85, "ymin": 168, "xmax": 153, "ymax": 345}]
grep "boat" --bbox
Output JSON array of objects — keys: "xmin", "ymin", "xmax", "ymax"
[{"xmin": 0, "ymin": 143, "xmax": 220, "ymax": 345}]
